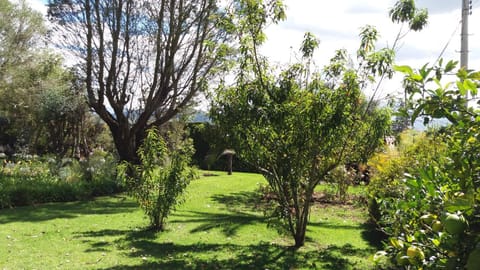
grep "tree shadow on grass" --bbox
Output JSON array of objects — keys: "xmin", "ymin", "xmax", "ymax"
[
  {"xmin": 360, "ymin": 222, "xmax": 387, "ymax": 250},
  {"xmin": 95, "ymin": 240, "xmax": 371, "ymax": 270},
  {"xmin": 171, "ymin": 210, "xmax": 265, "ymax": 237},
  {"xmin": 0, "ymin": 195, "xmax": 137, "ymax": 224},
  {"xmin": 72, "ymin": 197, "xmax": 376, "ymax": 269},
  {"xmin": 74, "ymin": 228, "xmax": 158, "ymax": 253},
  {"xmin": 73, "ymin": 218, "xmax": 375, "ymax": 269},
  {"xmin": 57, "ymin": 191, "xmax": 380, "ymax": 269},
  {"xmin": 210, "ymin": 191, "xmax": 264, "ymax": 212}
]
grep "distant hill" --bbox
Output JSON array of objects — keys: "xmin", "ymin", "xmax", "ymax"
[
  {"xmin": 413, "ymin": 117, "xmax": 449, "ymax": 131},
  {"xmin": 191, "ymin": 111, "xmax": 211, "ymax": 123}
]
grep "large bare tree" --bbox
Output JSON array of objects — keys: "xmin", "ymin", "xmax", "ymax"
[{"xmin": 47, "ymin": 0, "xmax": 231, "ymax": 162}]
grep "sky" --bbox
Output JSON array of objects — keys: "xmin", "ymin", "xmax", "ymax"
[
  {"xmin": 260, "ymin": 0, "xmax": 480, "ymax": 98},
  {"xmin": 26, "ymin": 0, "xmax": 480, "ymax": 99},
  {"xmin": 263, "ymin": 0, "xmax": 480, "ymax": 66}
]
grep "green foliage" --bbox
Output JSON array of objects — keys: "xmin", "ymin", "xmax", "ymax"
[
  {"xmin": 325, "ymin": 166, "xmax": 355, "ymax": 203},
  {"xmin": 0, "ymin": 0, "xmax": 45, "ymax": 69},
  {"xmin": 373, "ymin": 61, "xmax": 480, "ymax": 269},
  {"xmin": 0, "ymin": 24, "xmax": 105, "ymax": 157},
  {"xmin": 366, "ymin": 130, "xmax": 444, "ymax": 243},
  {"xmin": 0, "ymin": 151, "xmax": 121, "ymax": 208},
  {"xmin": 1, "ymin": 1, "xmax": 98, "ymax": 156},
  {"xmin": 389, "ymin": 0, "xmax": 428, "ymax": 31},
  {"xmin": 300, "ymin": 32, "xmax": 319, "ymax": 59},
  {"xmin": 0, "ymin": 0, "xmax": 47, "ymax": 150},
  {"xmin": 212, "ymin": 30, "xmax": 390, "ymax": 247},
  {"xmin": 118, "ymin": 128, "xmax": 197, "ymax": 231},
  {"xmin": 368, "ymin": 130, "xmax": 443, "ymax": 201},
  {"xmin": 32, "ymin": 65, "xmax": 95, "ymax": 156},
  {"xmin": 222, "ymin": 0, "xmax": 286, "ymax": 84}
]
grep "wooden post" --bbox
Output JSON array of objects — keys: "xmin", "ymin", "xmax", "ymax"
[{"xmin": 227, "ymin": 154, "xmax": 233, "ymax": 175}]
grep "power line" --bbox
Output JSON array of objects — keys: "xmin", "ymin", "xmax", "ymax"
[
  {"xmin": 434, "ymin": 0, "xmax": 477, "ymax": 67},
  {"xmin": 433, "ymin": 18, "xmax": 462, "ymax": 66}
]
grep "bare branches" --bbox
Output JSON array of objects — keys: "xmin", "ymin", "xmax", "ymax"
[{"xmin": 49, "ymin": 0, "xmax": 229, "ymax": 161}]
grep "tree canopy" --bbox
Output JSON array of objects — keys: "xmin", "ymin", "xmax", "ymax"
[
  {"xmin": 47, "ymin": 0, "xmax": 236, "ymax": 163},
  {"xmin": 0, "ymin": 0, "xmax": 99, "ymax": 156},
  {"xmin": 212, "ymin": 29, "xmax": 391, "ymax": 247}
]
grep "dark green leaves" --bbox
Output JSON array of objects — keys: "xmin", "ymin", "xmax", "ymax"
[
  {"xmin": 390, "ymin": 0, "xmax": 416, "ymax": 23},
  {"xmin": 300, "ymin": 32, "xmax": 319, "ymax": 59},
  {"xmin": 389, "ymin": 0, "xmax": 428, "ymax": 31}
]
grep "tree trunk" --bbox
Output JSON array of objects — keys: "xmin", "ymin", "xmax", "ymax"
[
  {"xmin": 151, "ymin": 212, "xmax": 164, "ymax": 231},
  {"xmin": 293, "ymin": 196, "xmax": 311, "ymax": 248},
  {"xmin": 110, "ymin": 125, "xmax": 144, "ymax": 164},
  {"xmin": 294, "ymin": 228, "xmax": 306, "ymax": 248}
]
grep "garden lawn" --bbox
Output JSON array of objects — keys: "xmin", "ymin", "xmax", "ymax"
[{"xmin": 0, "ymin": 171, "xmax": 378, "ymax": 269}]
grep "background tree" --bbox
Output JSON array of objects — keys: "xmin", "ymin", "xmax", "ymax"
[
  {"xmin": 0, "ymin": 0, "xmax": 46, "ymax": 152},
  {"xmin": 0, "ymin": 0, "xmax": 104, "ymax": 157},
  {"xmin": 47, "ymin": 0, "xmax": 235, "ymax": 163},
  {"xmin": 212, "ymin": 30, "xmax": 390, "ymax": 247},
  {"xmin": 32, "ymin": 60, "xmax": 108, "ymax": 157},
  {"xmin": 0, "ymin": 0, "xmax": 45, "ymax": 77}
]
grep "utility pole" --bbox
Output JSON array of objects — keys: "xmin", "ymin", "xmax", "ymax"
[{"xmin": 460, "ymin": 0, "xmax": 471, "ymax": 69}]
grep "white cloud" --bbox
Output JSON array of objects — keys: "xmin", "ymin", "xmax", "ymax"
[
  {"xmin": 416, "ymin": 0, "xmax": 462, "ymax": 14},
  {"xmin": 24, "ymin": 0, "xmax": 47, "ymax": 14},
  {"xmin": 261, "ymin": 0, "xmax": 480, "ymax": 99},
  {"xmin": 26, "ymin": 0, "xmax": 479, "ymax": 71},
  {"xmin": 264, "ymin": 1, "xmax": 479, "ymax": 65}
]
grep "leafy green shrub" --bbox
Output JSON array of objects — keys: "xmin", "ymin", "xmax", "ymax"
[
  {"xmin": 367, "ymin": 130, "xmax": 444, "ymax": 225},
  {"xmin": 372, "ymin": 61, "xmax": 480, "ymax": 269},
  {"xmin": 0, "ymin": 150, "xmax": 121, "ymax": 208},
  {"xmin": 118, "ymin": 128, "xmax": 197, "ymax": 231},
  {"xmin": 51, "ymin": 150, "xmax": 122, "ymax": 196},
  {"xmin": 325, "ymin": 165, "xmax": 355, "ymax": 203},
  {"xmin": 82, "ymin": 149, "xmax": 122, "ymax": 196},
  {"xmin": 374, "ymin": 166, "xmax": 476, "ymax": 269}
]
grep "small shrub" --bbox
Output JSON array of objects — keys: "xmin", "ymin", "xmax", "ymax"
[
  {"xmin": 82, "ymin": 149, "xmax": 122, "ymax": 196},
  {"xmin": 366, "ymin": 130, "xmax": 444, "ymax": 225},
  {"xmin": 325, "ymin": 165, "xmax": 355, "ymax": 203},
  {"xmin": 118, "ymin": 127, "xmax": 197, "ymax": 231}
]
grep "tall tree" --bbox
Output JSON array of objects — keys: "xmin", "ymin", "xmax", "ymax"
[
  {"xmin": 47, "ymin": 0, "xmax": 234, "ymax": 163},
  {"xmin": 0, "ymin": 1, "xmax": 109, "ymax": 158},
  {"xmin": 0, "ymin": 0, "xmax": 51, "ymax": 153},
  {"xmin": 0, "ymin": 0, "xmax": 45, "ymax": 78}
]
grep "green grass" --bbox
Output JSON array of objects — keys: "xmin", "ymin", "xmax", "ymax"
[{"xmin": 0, "ymin": 171, "xmax": 380, "ymax": 269}]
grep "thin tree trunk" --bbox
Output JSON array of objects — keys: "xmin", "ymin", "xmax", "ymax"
[{"xmin": 294, "ymin": 194, "xmax": 312, "ymax": 248}]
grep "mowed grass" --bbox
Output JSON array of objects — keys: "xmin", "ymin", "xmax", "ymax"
[{"xmin": 0, "ymin": 171, "xmax": 379, "ymax": 269}]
